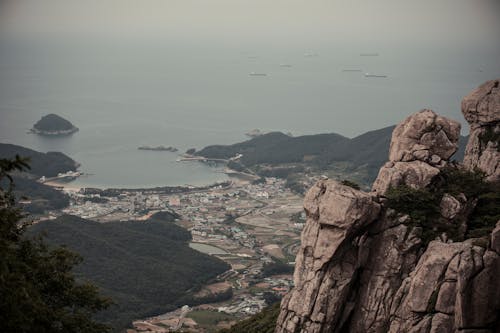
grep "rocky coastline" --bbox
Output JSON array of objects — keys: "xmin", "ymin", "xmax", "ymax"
[{"xmin": 31, "ymin": 127, "xmax": 79, "ymax": 136}]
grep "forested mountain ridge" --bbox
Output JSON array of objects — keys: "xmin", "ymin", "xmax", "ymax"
[
  {"xmin": 0, "ymin": 143, "xmax": 78, "ymax": 177},
  {"xmin": 197, "ymin": 125, "xmax": 467, "ymax": 183}
]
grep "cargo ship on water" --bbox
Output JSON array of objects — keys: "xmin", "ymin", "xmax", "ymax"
[{"xmin": 138, "ymin": 145, "xmax": 178, "ymax": 152}]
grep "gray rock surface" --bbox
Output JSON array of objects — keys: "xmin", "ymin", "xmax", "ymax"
[
  {"xmin": 440, "ymin": 193, "xmax": 462, "ymax": 220},
  {"xmin": 462, "ymin": 79, "xmax": 500, "ymax": 182},
  {"xmin": 388, "ymin": 109, "xmax": 460, "ymax": 163},
  {"xmin": 372, "ymin": 109, "xmax": 460, "ymax": 194},
  {"xmin": 276, "ymin": 180, "xmax": 380, "ymax": 332}
]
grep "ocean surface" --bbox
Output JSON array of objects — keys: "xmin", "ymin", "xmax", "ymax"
[{"xmin": 0, "ymin": 2, "xmax": 499, "ymax": 188}]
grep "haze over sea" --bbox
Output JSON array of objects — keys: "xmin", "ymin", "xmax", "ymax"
[{"xmin": 1, "ymin": 0, "xmax": 499, "ymax": 188}]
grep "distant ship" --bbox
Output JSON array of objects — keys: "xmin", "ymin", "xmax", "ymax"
[
  {"xmin": 364, "ymin": 73, "xmax": 387, "ymax": 78},
  {"xmin": 249, "ymin": 72, "xmax": 267, "ymax": 76},
  {"xmin": 360, "ymin": 53, "xmax": 379, "ymax": 56},
  {"xmin": 138, "ymin": 145, "xmax": 178, "ymax": 152}
]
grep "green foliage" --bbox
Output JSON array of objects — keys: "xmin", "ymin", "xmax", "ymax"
[
  {"xmin": 341, "ymin": 179, "xmax": 361, "ymax": 190},
  {"xmin": 433, "ymin": 166, "xmax": 488, "ymax": 197},
  {"xmin": 467, "ymin": 189, "xmax": 500, "ymax": 238},
  {"xmin": 386, "ymin": 167, "xmax": 499, "ymax": 245},
  {"xmin": 218, "ymin": 303, "xmax": 280, "ymax": 333},
  {"xmin": 256, "ymin": 166, "xmax": 305, "ymax": 179},
  {"xmin": 285, "ymin": 175, "xmax": 306, "ymax": 195},
  {"xmin": 385, "ymin": 185, "xmax": 442, "ymax": 244},
  {"xmin": 0, "ymin": 157, "xmax": 111, "ymax": 333},
  {"xmin": 261, "ymin": 261, "xmax": 294, "ymax": 278},
  {"xmin": 28, "ymin": 215, "xmax": 231, "ymax": 331},
  {"xmin": 385, "ymin": 185, "xmax": 439, "ymax": 223},
  {"xmin": 227, "ymin": 160, "xmax": 248, "ymax": 173},
  {"xmin": 187, "ymin": 310, "xmax": 235, "ymax": 329},
  {"xmin": 263, "ymin": 292, "xmax": 282, "ymax": 305},
  {"xmin": 8, "ymin": 176, "xmax": 70, "ymax": 213},
  {"xmin": 149, "ymin": 210, "xmax": 181, "ymax": 222}
]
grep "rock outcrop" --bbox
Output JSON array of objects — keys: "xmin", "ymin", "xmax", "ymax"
[
  {"xmin": 276, "ymin": 81, "xmax": 500, "ymax": 333},
  {"xmin": 462, "ymin": 79, "xmax": 500, "ymax": 182},
  {"xmin": 372, "ymin": 109, "xmax": 460, "ymax": 194}
]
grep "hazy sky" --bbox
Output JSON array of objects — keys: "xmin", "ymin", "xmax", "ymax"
[{"xmin": 1, "ymin": 0, "xmax": 500, "ymax": 47}]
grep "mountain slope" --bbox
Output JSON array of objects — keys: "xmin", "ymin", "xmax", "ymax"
[
  {"xmin": 0, "ymin": 143, "xmax": 78, "ymax": 177},
  {"xmin": 28, "ymin": 215, "xmax": 231, "ymax": 331}
]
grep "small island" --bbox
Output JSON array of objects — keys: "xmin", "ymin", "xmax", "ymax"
[
  {"xmin": 138, "ymin": 145, "xmax": 178, "ymax": 152},
  {"xmin": 31, "ymin": 114, "xmax": 79, "ymax": 136}
]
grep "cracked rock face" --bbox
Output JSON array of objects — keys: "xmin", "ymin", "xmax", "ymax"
[
  {"xmin": 372, "ymin": 110, "xmax": 460, "ymax": 194},
  {"xmin": 462, "ymin": 80, "xmax": 500, "ymax": 182},
  {"xmin": 276, "ymin": 180, "xmax": 380, "ymax": 333},
  {"xmin": 388, "ymin": 241, "xmax": 500, "ymax": 333}
]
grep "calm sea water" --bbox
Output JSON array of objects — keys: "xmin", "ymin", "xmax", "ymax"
[{"xmin": 1, "ymin": 3, "xmax": 499, "ymax": 188}]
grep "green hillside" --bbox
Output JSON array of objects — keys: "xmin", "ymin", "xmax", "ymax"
[
  {"xmin": 0, "ymin": 143, "xmax": 78, "ymax": 177},
  {"xmin": 197, "ymin": 126, "xmax": 468, "ymax": 184},
  {"xmin": 27, "ymin": 214, "xmax": 231, "ymax": 331}
]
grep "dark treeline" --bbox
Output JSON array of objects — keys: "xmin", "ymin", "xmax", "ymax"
[
  {"xmin": 0, "ymin": 143, "xmax": 78, "ymax": 178},
  {"xmin": 27, "ymin": 214, "xmax": 231, "ymax": 331}
]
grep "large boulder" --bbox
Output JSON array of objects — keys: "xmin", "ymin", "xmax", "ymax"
[
  {"xmin": 462, "ymin": 79, "xmax": 500, "ymax": 182},
  {"xmin": 372, "ymin": 161, "xmax": 440, "ymax": 194},
  {"xmin": 372, "ymin": 110, "xmax": 460, "ymax": 194},
  {"xmin": 462, "ymin": 80, "xmax": 500, "ymax": 126},
  {"xmin": 389, "ymin": 109, "xmax": 460, "ymax": 163}
]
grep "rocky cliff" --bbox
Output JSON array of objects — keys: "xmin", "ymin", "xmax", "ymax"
[{"xmin": 276, "ymin": 80, "xmax": 500, "ymax": 333}]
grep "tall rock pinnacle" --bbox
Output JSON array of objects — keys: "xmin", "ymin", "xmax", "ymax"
[{"xmin": 462, "ymin": 79, "xmax": 500, "ymax": 182}]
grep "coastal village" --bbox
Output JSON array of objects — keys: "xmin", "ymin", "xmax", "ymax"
[{"xmin": 39, "ymin": 172, "xmax": 308, "ymax": 332}]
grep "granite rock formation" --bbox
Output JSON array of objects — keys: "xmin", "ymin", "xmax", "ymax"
[
  {"xmin": 372, "ymin": 109, "xmax": 461, "ymax": 194},
  {"xmin": 462, "ymin": 79, "xmax": 500, "ymax": 182},
  {"xmin": 276, "ymin": 81, "xmax": 500, "ymax": 333}
]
